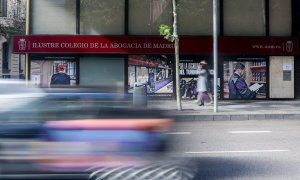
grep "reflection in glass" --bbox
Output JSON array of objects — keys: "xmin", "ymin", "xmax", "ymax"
[
  {"xmin": 129, "ymin": 0, "xmax": 172, "ymax": 35},
  {"xmin": 80, "ymin": 0, "xmax": 125, "ymax": 35},
  {"xmin": 31, "ymin": 0, "xmax": 76, "ymax": 34},
  {"xmin": 223, "ymin": 0, "xmax": 265, "ymax": 36},
  {"xmin": 177, "ymin": 0, "xmax": 213, "ymax": 35}
]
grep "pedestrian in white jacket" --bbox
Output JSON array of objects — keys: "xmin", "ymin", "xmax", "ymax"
[{"xmin": 196, "ymin": 61, "xmax": 210, "ymax": 106}]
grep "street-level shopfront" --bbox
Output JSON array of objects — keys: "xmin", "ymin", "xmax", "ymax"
[{"xmin": 13, "ymin": 35, "xmax": 298, "ymax": 99}]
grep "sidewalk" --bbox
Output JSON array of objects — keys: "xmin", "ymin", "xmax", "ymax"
[{"xmin": 147, "ymin": 99, "xmax": 300, "ymax": 121}]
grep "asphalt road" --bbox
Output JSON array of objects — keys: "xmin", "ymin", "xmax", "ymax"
[
  {"xmin": 2, "ymin": 119, "xmax": 300, "ymax": 180},
  {"xmin": 168, "ymin": 120, "xmax": 300, "ymax": 180}
]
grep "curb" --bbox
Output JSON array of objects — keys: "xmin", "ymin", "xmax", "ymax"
[{"xmin": 171, "ymin": 113, "xmax": 300, "ymax": 121}]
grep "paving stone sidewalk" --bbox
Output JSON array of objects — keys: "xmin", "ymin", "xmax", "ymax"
[{"xmin": 147, "ymin": 99, "xmax": 300, "ymax": 121}]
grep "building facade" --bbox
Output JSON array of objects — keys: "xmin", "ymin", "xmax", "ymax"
[
  {"xmin": 13, "ymin": 0, "xmax": 299, "ymax": 99},
  {"xmin": 0, "ymin": 0, "xmax": 26, "ymax": 79}
]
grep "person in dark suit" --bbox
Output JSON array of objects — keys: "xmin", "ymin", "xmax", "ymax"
[
  {"xmin": 228, "ymin": 63, "xmax": 256, "ymax": 99},
  {"xmin": 50, "ymin": 64, "xmax": 71, "ymax": 87}
]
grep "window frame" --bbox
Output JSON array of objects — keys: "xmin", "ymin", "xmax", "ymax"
[{"xmin": 0, "ymin": 0, "xmax": 7, "ymax": 17}]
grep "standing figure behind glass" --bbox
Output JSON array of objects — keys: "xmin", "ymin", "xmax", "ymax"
[{"xmin": 50, "ymin": 64, "xmax": 71, "ymax": 87}]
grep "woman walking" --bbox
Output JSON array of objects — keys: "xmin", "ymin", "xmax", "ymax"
[{"xmin": 196, "ymin": 61, "xmax": 211, "ymax": 106}]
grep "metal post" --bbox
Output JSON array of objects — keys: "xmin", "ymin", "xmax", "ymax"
[
  {"xmin": 25, "ymin": 0, "xmax": 30, "ymax": 81},
  {"xmin": 213, "ymin": 0, "xmax": 219, "ymax": 112}
]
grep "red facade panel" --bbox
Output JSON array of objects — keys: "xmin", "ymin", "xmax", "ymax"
[{"xmin": 13, "ymin": 35, "xmax": 298, "ymax": 55}]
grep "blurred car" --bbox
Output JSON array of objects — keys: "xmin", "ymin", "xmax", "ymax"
[
  {"xmin": 0, "ymin": 80, "xmax": 46, "ymax": 139},
  {"xmin": 0, "ymin": 80, "xmax": 134, "ymax": 140},
  {"xmin": 0, "ymin": 79, "xmax": 44, "ymax": 115},
  {"xmin": 31, "ymin": 110, "xmax": 173, "ymax": 170},
  {"xmin": 1, "ymin": 109, "xmax": 175, "ymax": 179},
  {"xmin": 0, "ymin": 80, "xmax": 196, "ymax": 180}
]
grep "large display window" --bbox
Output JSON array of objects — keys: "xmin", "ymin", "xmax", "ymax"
[
  {"xmin": 128, "ymin": 55, "xmax": 173, "ymax": 96},
  {"xmin": 177, "ymin": 0, "xmax": 213, "ymax": 35},
  {"xmin": 80, "ymin": 0, "xmax": 125, "ymax": 35},
  {"xmin": 179, "ymin": 58, "xmax": 212, "ymax": 99},
  {"xmin": 223, "ymin": 0, "xmax": 265, "ymax": 36},
  {"xmin": 223, "ymin": 57, "xmax": 267, "ymax": 99},
  {"xmin": 79, "ymin": 56, "xmax": 124, "ymax": 87},
  {"xmin": 31, "ymin": 0, "xmax": 76, "ymax": 35},
  {"xmin": 128, "ymin": 0, "xmax": 172, "ymax": 35},
  {"xmin": 30, "ymin": 56, "xmax": 77, "ymax": 88},
  {"xmin": 269, "ymin": 0, "xmax": 291, "ymax": 36}
]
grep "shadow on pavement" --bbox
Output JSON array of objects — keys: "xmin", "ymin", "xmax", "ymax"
[{"xmin": 192, "ymin": 157, "xmax": 289, "ymax": 180}]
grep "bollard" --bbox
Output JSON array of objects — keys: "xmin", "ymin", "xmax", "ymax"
[{"xmin": 133, "ymin": 82, "xmax": 147, "ymax": 107}]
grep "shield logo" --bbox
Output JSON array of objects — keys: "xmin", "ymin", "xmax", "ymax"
[
  {"xmin": 18, "ymin": 39, "xmax": 26, "ymax": 50},
  {"xmin": 286, "ymin": 41, "xmax": 293, "ymax": 52}
]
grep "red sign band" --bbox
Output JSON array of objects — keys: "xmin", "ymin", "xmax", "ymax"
[{"xmin": 14, "ymin": 35, "xmax": 298, "ymax": 55}]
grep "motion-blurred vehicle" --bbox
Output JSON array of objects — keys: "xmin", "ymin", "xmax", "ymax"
[
  {"xmin": 0, "ymin": 80, "xmax": 46, "ymax": 139},
  {"xmin": 0, "ymin": 79, "xmax": 44, "ymax": 114},
  {"xmin": 0, "ymin": 80, "xmax": 131, "ymax": 138},
  {"xmin": 0, "ymin": 80, "xmax": 196, "ymax": 180}
]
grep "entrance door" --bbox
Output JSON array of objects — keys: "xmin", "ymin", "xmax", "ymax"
[
  {"xmin": 269, "ymin": 56, "xmax": 294, "ymax": 98},
  {"xmin": 295, "ymin": 57, "xmax": 300, "ymax": 99}
]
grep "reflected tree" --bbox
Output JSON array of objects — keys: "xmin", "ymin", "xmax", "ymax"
[{"xmin": 0, "ymin": 0, "xmax": 26, "ymax": 39}]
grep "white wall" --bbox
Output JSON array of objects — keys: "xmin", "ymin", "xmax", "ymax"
[{"xmin": 269, "ymin": 56, "xmax": 294, "ymax": 98}]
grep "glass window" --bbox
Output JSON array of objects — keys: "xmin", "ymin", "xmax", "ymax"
[
  {"xmin": 127, "ymin": 55, "xmax": 173, "ymax": 96},
  {"xmin": 129, "ymin": 0, "xmax": 173, "ymax": 35},
  {"xmin": 14, "ymin": 0, "xmax": 21, "ymax": 19},
  {"xmin": 2, "ymin": 42, "xmax": 8, "ymax": 72},
  {"xmin": 269, "ymin": 0, "xmax": 291, "ymax": 36},
  {"xmin": 223, "ymin": 57, "xmax": 267, "ymax": 99},
  {"xmin": 80, "ymin": 57, "xmax": 124, "ymax": 87},
  {"xmin": 223, "ymin": 0, "xmax": 265, "ymax": 36},
  {"xmin": 30, "ymin": 58, "xmax": 77, "ymax": 88},
  {"xmin": 177, "ymin": 0, "xmax": 213, "ymax": 35},
  {"xmin": 0, "ymin": 0, "xmax": 7, "ymax": 17},
  {"xmin": 80, "ymin": 0, "xmax": 125, "ymax": 35},
  {"xmin": 31, "ymin": 0, "xmax": 76, "ymax": 35}
]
